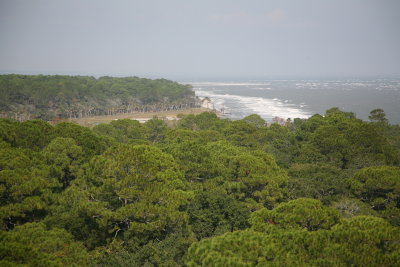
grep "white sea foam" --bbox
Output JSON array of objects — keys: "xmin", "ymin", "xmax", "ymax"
[
  {"xmin": 186, "ymin": 78, "xmax": 400, "ymax": 123},
  {"xmin": 195, "ymin": 90, "xmax": 311, "ymax": 120},
  {"xmin": 189, "ymin": 82, "xmax": 272, "ymax": 87},
  {"xmin": 253, "ymin": 87, "xmax": 272, "ymax": 90}
]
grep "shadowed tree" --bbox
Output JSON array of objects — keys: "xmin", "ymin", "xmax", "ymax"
[{"xmin": 42, "ymin": 137, "xmax": 84, "ymax": 189}]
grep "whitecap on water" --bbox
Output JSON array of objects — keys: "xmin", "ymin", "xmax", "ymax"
[
  {"xmin": 194, "ymin": 90, "xmax": 311, "ymax": 120},
  {"xmin": 189, "ymin": 82, "xmax": 273, "ymax": 87}
]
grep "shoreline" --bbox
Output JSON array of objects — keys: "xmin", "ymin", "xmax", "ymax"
[{"xmin": 67, "ymin": 107, "xmax": 218, "ymax": 127}]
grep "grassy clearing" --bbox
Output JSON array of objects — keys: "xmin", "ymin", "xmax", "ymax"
[{"xmin": 67, "ymin": 108, "xmax": 215, "ymax": 127}]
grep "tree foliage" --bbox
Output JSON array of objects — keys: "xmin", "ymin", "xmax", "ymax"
[
  {"xmin": 348, "ymin": 166, "xmax": 400, "ymax": 225},
  {"xmin": 0, "ymin": 74, "xmax": 196, "ymax": 120},
  {"xmin": 186, "ymin": 216, "xmax": 400, "ymax": 267},
  {"xmin": 0, "ymin": 222, "xmax": 89, "ymax": 266},
  {"xmin": 1, "ymin": 106, "xmax": 400, "ymax": 266}
]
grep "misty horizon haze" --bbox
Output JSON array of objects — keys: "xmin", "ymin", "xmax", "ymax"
[{"xmin": 1, "ymin": 0, "xmax": 400, "ymax": 79}]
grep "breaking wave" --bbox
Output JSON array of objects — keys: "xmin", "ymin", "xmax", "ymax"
[{"xmin": 195, "ymin": 89, "xmax": 311, "ymax": 120}]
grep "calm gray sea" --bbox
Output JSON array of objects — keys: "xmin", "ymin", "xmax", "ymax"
[{"xmin": 185, "ymin": 79, "xmax": 400, "ymax": 125}]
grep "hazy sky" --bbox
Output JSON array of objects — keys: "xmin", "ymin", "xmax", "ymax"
[{"xmin": 1, "ymin": 0, "xmax": 399, "ymax": 79}]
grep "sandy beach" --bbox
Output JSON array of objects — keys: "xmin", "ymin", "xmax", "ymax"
[{"xmin": 67, "ymin": 107, "xmax": 216, "ymax": 127}]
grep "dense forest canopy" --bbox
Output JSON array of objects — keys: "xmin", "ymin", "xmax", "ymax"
[
  {"xmin": 0, "ymin": 75, "xmax": 197, "ymax": 121},
  {"xmin": 1, "ymin": 106, "xmax": 399, "ymax": 266}
]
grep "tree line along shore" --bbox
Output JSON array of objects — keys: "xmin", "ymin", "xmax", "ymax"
[{"xmin": 0, "ymin": 74, "xmax": 202, "ymax": 121}]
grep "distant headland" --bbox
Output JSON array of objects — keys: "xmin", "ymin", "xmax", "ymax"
[{"xmin": 0, "ymin": 74, "xmax": 217, "ymax": 123}]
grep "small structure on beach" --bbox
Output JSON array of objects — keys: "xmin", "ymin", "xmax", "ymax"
[{"xmin": 201, "ymin": 97, "xmax": 214, "ymax": 110}]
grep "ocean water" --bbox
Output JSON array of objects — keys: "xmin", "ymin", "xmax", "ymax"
[{"xmin": 186, "ymin": 79, "xmax": 400, "ymax": 125}]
